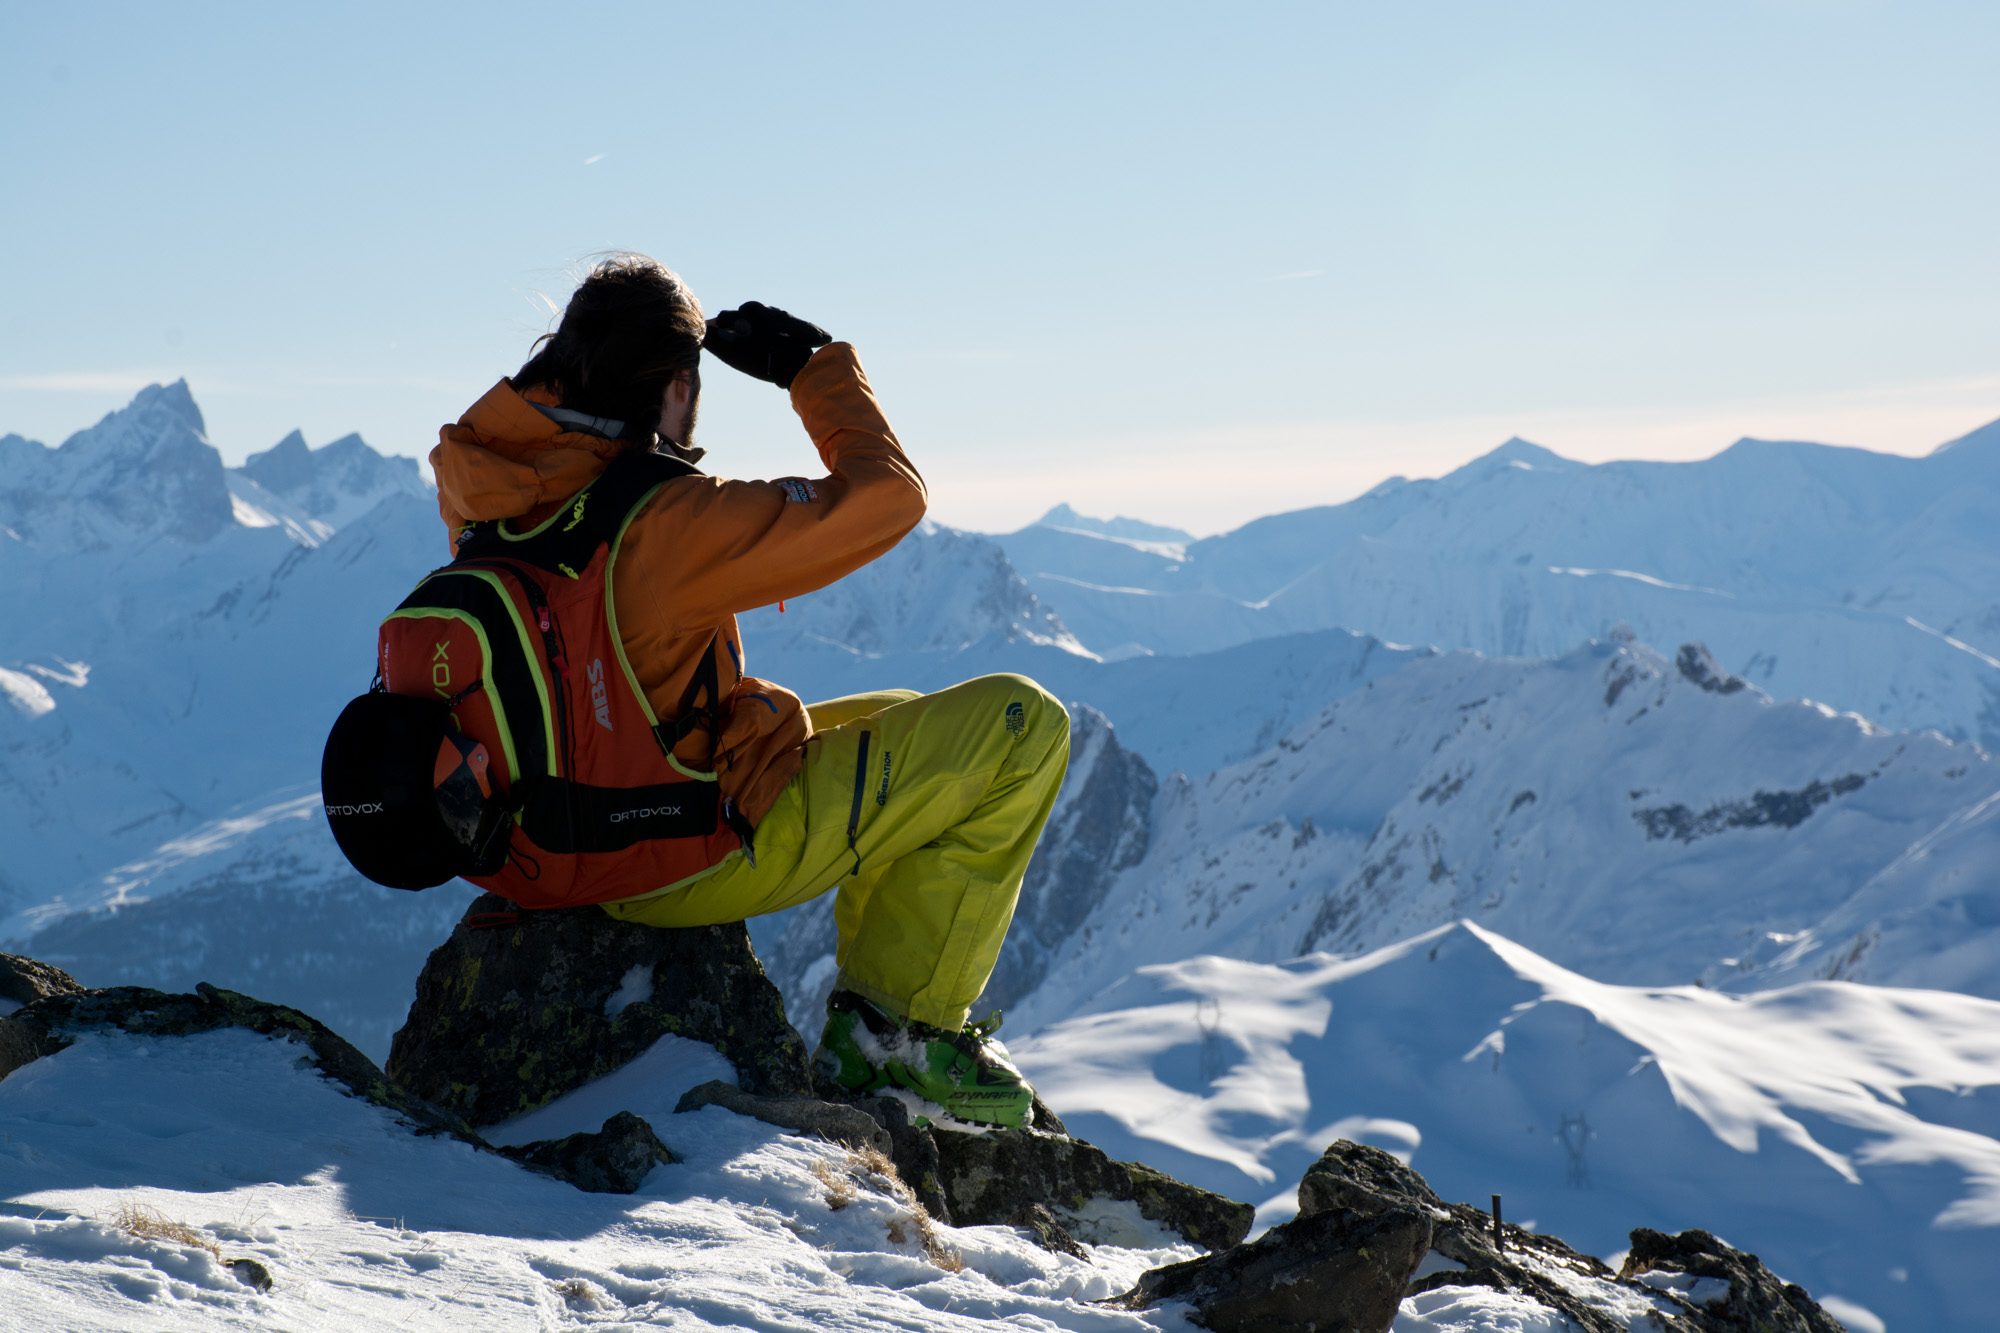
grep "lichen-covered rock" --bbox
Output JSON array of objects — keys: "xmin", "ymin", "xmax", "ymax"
[
  {"xmin": 227, "ymin": 1258, "xmax": 274, "ymax": 1292},
  {"xmin": 1299, "ymin": 1138, "xmax": 1450, "ymax": 1222},
  {"xmin": 500, "ymin": 1111, "xmax": 677, "ymax": 1194},
  {"xmin": 387, "ymin": 895, "xmax": 810, "ymax": 1126},
  {"xmin": 0, "ymin": 982, "xmax": 476, "ymax": 1143},
  {"xmin": 1107, "ymin": 1204, "xmax": 1432, "ymax": 1332},
  {"xmin": 0, "ymin": 952, "xmax": 83, "ymax": 1009},
  {"xmin": 927, "ymin": 1124, "xmax": 1253, "ymax": 1252},
  {"xmin": 675, "ymin": 1080, "xmax": 892, "ymax": 1156},
  {"xmin": 1620, "ymin": 1228, "xmax": 1848, "ymax": 1332},
  {"xmin": 1010, "ymin": 1202, "xmax": 1088, "ymax": 1258}
]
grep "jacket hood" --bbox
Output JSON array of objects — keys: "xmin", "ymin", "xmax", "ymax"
[{"xmin": 431, "ymin": 379, "xmax": 625, "ymax": 531}]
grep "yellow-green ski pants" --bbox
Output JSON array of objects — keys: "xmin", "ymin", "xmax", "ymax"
[{"xmin": 602, "ymin": 673, "xmax": 1071, "ymax": 1029}]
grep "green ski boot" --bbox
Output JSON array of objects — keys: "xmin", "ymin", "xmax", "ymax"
[{"xmin": 812, "ymin": 989, "xmax": 1036, "ymax": 1129}]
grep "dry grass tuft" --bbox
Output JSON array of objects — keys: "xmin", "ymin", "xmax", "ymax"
[
  {"xmin": 114, "ymin": 1203, "xmax": 220, "ymax": 1259},
  {"xmin": 811, "ymin": 1158, "xmax": 857, "ymax": 1211},
  {"xmin": 820, "ymin": 1146, "xmax": 962, "ymax": 1271}
]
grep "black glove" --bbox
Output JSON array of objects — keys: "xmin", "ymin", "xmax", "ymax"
[{"xmin": 702, "ymin": 301, "xmax": 833, "ymax": 390}]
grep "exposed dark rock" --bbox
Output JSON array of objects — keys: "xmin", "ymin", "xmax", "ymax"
[
  {"xmin": 1106, "ymin": 1204, "xmax": 1432, "ymax": 1332},
  {"xmin": 499, "ymin": 1111, "xmax": 677, "ymax": 1195},
  {"xmin": 1011, "ymin": 1202, "xmax": 1088, "ymax": 1259},
  {"xmin": 1604, "ymin": 661, "xmax": 1643, "ymax": 707},
  {"xmin": 1300, "ymin": 1141, "xmax": 1658, "ymax": 1333},
  {"xmin": 387, "ymin": 895, "xmax": 810, "ymax": 1126},
  {"xmin": 926, "ymin": 1124, "xmax": 1253, "ymax": 1252},
  {"xmin": 850, "ymin": 1094, "xmax": 954, "ymax": 1221},
  {"xmin": 1620, "ymin": 1227, "xmax": 1848, "ymax": 1332},
  {"xmin": 226, "ymin": 1258, "xmax": 274, "ymax": 1292},
  {"xmin": 1299, "ymin": 1139, "xmax": 1450, "ymax": 1222},
  {"xmin": 675, "ymin": 1080, "xmax": 892, "ymax": 1156},
  {"xmin": 1634, "ymin": 774, "xmax": 1867, "ymax": 842},
  {"xmin": 0, "ymin": 952, "xmax": 83, "ymax": 1008},
  {"xmin": 1676, "ymin": 643, "xmax": 1748, "ymax": 695},
  {"xmin": 0, "ymin": 982, "xmax": 478, "ymax": 1142}
]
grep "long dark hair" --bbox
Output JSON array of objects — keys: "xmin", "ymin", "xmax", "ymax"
[{"xmin": 515, "ymin": 254, "xmax": 704, "ymax": 436}]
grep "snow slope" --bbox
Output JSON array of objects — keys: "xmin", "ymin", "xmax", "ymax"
[
  {"xmin": 1012, "ymin": 921, "xmax": 2000, "ymax": 1332},
  {"xmin": 1002, "ymin": 637, "xmax": 2000, "ymax": 1035}
]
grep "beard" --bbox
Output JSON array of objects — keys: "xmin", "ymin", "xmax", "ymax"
[{"xmin": 676, "ymin": 390, "xmax": 699, "ymax": 452}]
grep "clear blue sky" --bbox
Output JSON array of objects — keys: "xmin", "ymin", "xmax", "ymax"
[{"xmin": 4, "ymin": 2, "xmax": 1996, "ymax": 534}]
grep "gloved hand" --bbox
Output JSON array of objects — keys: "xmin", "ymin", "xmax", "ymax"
[{"xmin": 702, "ymin": 301, "xmax": 833, "ymax": 390}]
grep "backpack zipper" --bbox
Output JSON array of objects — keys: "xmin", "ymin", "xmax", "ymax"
[{"xmin": 453, "ymin": 560, "xmax": 574, "ymax": 777}]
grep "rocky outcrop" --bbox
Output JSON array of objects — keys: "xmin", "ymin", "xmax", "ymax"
[
  {"xmin": 1621, "ymin": 1228, "xmax": 1849, "ymax": 1332},
  {"xmin": 1105, "ymin": 1204, "xmax": 1432, "ymax": 1332},
  {"xmin": 0, "ymin": 952, "xmax": 83, "ymax": 1009},
  {"xmin": 676, "ymin": 1080, "xmax": 893, "ymax": 1156},
  {"xmin": 1676, "ymin": 643, "xmax": 1748, "ymax": 695},
  {"xmin": 673, "ymin": 1079, "xmax": 1247, "ymax": 1252},
  {"xmin": 386, "ymin": 895, "xmax": 811, "ymax": 1126},
  {"xmin": 1633, "ymin": 774, "xmax": 1867, "ymax": 843},
  {"xmin": 924, "ymin": 1123, "xmax": 1253, "ymax": 1252},
  {"xmin": 1300, "ymin": 1140, "xmax": 1633, "ymax": 1332},
  {"xmin": 498, "ymin": 1111, "xmax": 677, "ymax": 1195},
  {"xmin": 0, "ymin": 981, "xmax": 475, "ymax": 1141},
  {"xmin": 1269, "ymin": 1140, "xmax": 1851, "ymax": 1333}
]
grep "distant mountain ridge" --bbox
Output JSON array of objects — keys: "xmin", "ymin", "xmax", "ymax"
[
  {"xmin": 995, "ymin": 421, "xmax": 2000, "ymax": 747},
  {"xmin": 1033, "ymin": 501, "xmax": 1193, "ymax": 546}
]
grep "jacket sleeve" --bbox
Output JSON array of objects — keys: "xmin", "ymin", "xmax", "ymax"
[{"xmin": 641, "ymin": 342, "xmax": 928, "ymax": 629}]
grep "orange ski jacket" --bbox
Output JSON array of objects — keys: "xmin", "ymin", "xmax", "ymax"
[{"xmin": 429, "ymin": 342, "xmax": 927, "ymax": 830}]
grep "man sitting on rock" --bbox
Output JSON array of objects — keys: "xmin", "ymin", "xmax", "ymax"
[{"xmin": 428, "ymin": 255, "xmax": 1068, "ymax": 1128}]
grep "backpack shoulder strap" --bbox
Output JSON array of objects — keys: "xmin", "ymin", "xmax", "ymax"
[{"xmin": 455, "ymin": 450, "xmax": 700, "ymax": 574}]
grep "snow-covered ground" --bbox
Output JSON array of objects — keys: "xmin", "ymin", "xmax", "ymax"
[
  {"xmin": 0, "ymin": 1027, "xmax": 1198, "ymax": 1332},
  {"xmin": 5, "ymin": 922, "xmax": 1972, "ymax": 1330},
  {"xmin": 1012, "ymin": 921, "xmax": 2000, "ymax": 1332}
]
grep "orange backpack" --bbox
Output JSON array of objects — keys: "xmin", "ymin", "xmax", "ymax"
[{"xmin": 321, "ymin": 450, "xmax": 745, "ymax": 908}]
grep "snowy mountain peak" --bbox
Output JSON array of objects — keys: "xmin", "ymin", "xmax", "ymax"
[
  {"xmin": 1448, "ymin": 436, "xmax": 1572, "ymax": 480},
  {"xmin": 60, "ymin": 379, "xmax": 209, "ymax": 460},
  {"xmin": 0, "ymin": 380, "xmax": 231, "ymax": 547},
  {"xmin": 1032, "ymin": 502, "xmax": 1193, "ymax": 545},
  {"xmin": 237, "ymin": 427, "xmax": 432, "ymax": 532},
  {"xmin": 245, "ymin": 428, "xmax": 311, "ymax": 473}
]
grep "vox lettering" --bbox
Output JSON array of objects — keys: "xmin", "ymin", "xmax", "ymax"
[
  {"xmin": 610, "ymin": 804, "xmax": 683, "ymax": 823},
  {"xmin": 431, "ymin": 640, "xmax": 452, "ymax": 697}
]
